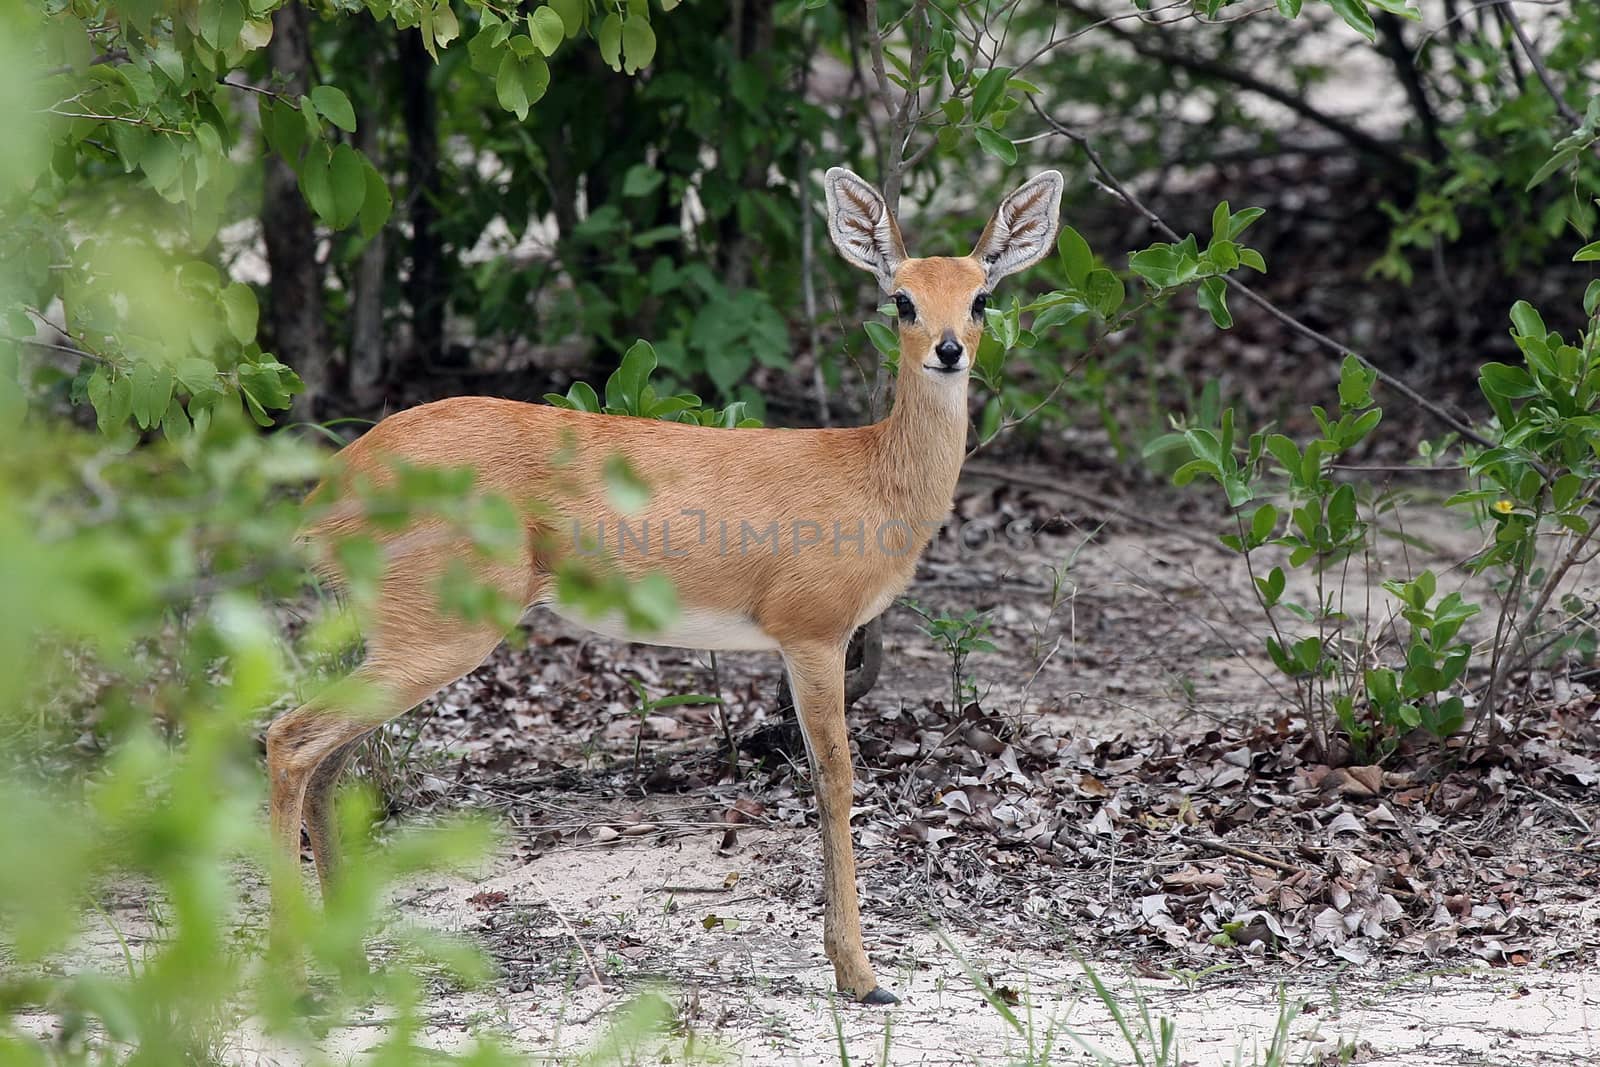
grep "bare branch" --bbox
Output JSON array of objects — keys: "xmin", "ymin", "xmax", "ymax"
[
  {"xmin": 1056, "ymin": 1, "xmax": 1407, "ymax": 167},
  {"xmin": 1026, "ymin": 98, "xmax": 1498, "ymax": 453},
  {"xmin": 1501, "ymin": 2, "xmax": 1584, "ymax": 128}
]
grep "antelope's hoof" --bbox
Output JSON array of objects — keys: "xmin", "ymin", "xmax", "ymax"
[{"xmin": 860, "ymin": 986, "xmax": 899, "ymax": 1006}]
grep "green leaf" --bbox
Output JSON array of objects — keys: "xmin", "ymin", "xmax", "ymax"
[
  {"xmin": 567, "ymin": 380, "xmax": 601, "ymax": 412},
  {"xmin": 1527, "ymin": 147, "xmax": 1578, "ymax": 191},
  {"xmin": 1197, "ymin": 276, "xmax": 1232, "ymax": 329},
  {"xmin": 175, "ymin": 358, "xmax": 217, "ymax": 395},
  {"xmin": 429, "ymin": 4, "xmax": 461, "ymax": 50},
  {"xmin": 1348, "ymin": 408, "xmax": 1382, "ymax": 443},
  {"xmin": 1127, "ymin": 244, "xmax": 1196, "ymax": 288},
  {"xmin": 1573, "ymin": 240, "xmax": 1600, "ymax": 263},
  {"xmin": 607, "ymin": 339, "xmax": 657, "ymax": 415},
  {"xmin": 863, "ymin": 320, "xmax": 900, "ymax": 358},
  {"xmin": 1337, "ymin": 353, "xmax": 1375, "ymax": 409},
  {"xmin": 703, "ymin": 346, "xmax": 751, "ymax": 393},
  {"xmin": 1275, "ymin": 0, "xmax": 1303, "ymax": 14},
  {"xmin": 621, "ymin": 164, "xmax": 664, "ymax": 198},
  {"xmin": 622, "ymin": 16, "xmax": 656, "ymax": 74},
  {"xmin": 298, "ymin": 149, "xmax": 336, "ymax": 223},
  {"xmin": 1184, "ymin": 427, "xmax": 1223, "ymax": 466},
  {"xmin": 140, "ymin": 133, "xmax": 181, "ymax": 193},
  {"xmin": 603, "ymin": 452, "xmax": 651, "ymax": 511},
  {"xmin": 624, "ymin": 572, "xmax": 678, "ymax": 633},
  {"xmin": 1250, "ymin": 503, "xmax": 1279, "ymax": 545},
  {"xmin": 1508, "ymin": 300, "xmax": 1546, "ymax": 341},
  {"xmin": 529, "ymin": 6, "xmax": 566, "ymax": 55},
  {"xmin": 1367, "ymin": 0, "xmax": 1420, "ymax": 21},
  {"xmin": 1557, "ymin": 512, "xmax": 1591, "ymax": 535},
  {"xmin": 974, "ymin": 127, "xmax": 1017, "ymax": 165},
  {"xmin": 1257, "ymin": 566, "xmax": 1285, "ymax": 606},
  {"xmin": 1328, "ymin": 483, "xmax": 1357, "ymax": 539},
  {"xmin": 200, "ymin": 0, "xmax": 244, "ymax": 50},
  {"xmin": 1265, "ymin": 433, "xmax": 1300, "ymax": 474},
  {"xmin": 1208, "ymin": 240, "xmax": 1240, "ymax": 272},
  {"xmin": 329, "ymin": 143, "xmax": 366, "ymax": 228},
  {"xmin": 1057, "ymin": 226, "xmax": 1093, "ymax": 287},
  {"xmin": 495, "ymin": 52, "xmax": 530, "ymax": 119},
  {"xmin": 1226, "ymin": 207, "xmax": 1266, "ymax": 239},
  {"xmin": 161, "ymin": 396, "xmax": 191, "ymax": 443},
  {"xmin": 1479, "ymin": 362, "xmax": 1539, "ymax": 400},
  {"xmin": 260, "ymin": 99, "xmax": 306, "ymax": 162},
  {"xmin": 359, "ymin": 158, "xmax": 392, "ymax": 238},
  {"xmin": 220, "ymin": 283, "xmax": 258, "ymax": 344},
  {"xmin": 598, "ymin": 13, "xmax": 623, "ymax": 71},
  {"xmin": 130, "ymin": 363, "xmax": 173, "ymax": 430},
  {"xmin": 1326, "ymin": 0, "xmax": 1376, "ymax": 40},
  {"xmin": 1210, "ymin": 201, "xmax": 1230, "ymax": 243},
  {"xmin": 971, "ymin": 66, "xmax": 1012, "ymax": 122},
  {"xmin": 310, "ymin": 85, "xmax": 356, "ymax": 133},
  {"xmin": 1237, "ymin": 248, "xmax": 1267, "ymax": 273},
  {"xmin": 520, "ymin": 52, "xmax": 551, "ymax": 108},
  {"xmin": 1083, "ymin": 269, "xmax": 1125, "ymax": 318},
  {"xmin": 552, "ymin": 0, "xmax": 585, "ymax": 37},
  {"xmin": 1172, "ymin": 459, "xmax": 1213, "ymax": 487}
]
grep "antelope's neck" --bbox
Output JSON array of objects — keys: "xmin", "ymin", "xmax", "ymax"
[{"xmin": 871, "ymin": 360, "xmax": 970, "ymax": 531}]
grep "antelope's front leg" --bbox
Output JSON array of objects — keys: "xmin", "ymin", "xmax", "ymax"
[{"xmin": 783, "ymin": 643, "xmax": 897, "ymax": 1005}]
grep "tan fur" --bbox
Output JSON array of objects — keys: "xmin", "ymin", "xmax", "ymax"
[{"xmin": 266, "ymin": 170, "xmax": 1061, "ymax": 1002}]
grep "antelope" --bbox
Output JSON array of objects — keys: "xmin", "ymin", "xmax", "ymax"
[{"xmin": 266, "ymin": 167, "xmax": 1064, "ymax": 1004}]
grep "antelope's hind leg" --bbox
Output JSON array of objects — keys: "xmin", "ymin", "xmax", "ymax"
[{"xmin": 266, "ymin": 551, "xmax": 541, "ymax": 967}]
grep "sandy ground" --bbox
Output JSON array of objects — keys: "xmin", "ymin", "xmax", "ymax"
[{"xmin": 240, "ymin": 837, "xmax": 1597, "ymax": 1066}]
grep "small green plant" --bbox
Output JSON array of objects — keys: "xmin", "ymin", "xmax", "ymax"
[
  {"xmin": 1159, "ymin": 355, "xmax": 1413, "ymax": 760},
  {"xmin": 904, "ymin": 601, "xmax": 997, "ymax": 713},
  {"xmin": 546, "ymin": 339, "xmax": 763, "ymax": 427},
  {"xmin": 1361, "ymin": 571, "xmax": 1478, "ymax": 750},
  {"xmin": 624, "ymin": 677, "xmax": 723, "ymax": 780},
  {"xmin": 1164, "ymin": 241, "xmax": 1600, "ymax": 758},
  {"xmin": 1452, "ymin": 285, "xmax": 1600, "ymax": 739}
]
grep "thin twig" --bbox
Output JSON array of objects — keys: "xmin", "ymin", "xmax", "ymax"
[
  {"xmin": 1500, "ymin": 4, "xmax": 1583, "ymax": 128},
  {"xmin": 1521, "ymin": 785, "xmax": 1592, "ymax": 835},
  {"xmin": 8, "ymin": 335, "xmax": 115, "ymax": 366},
  {"xmin": 525, "ymin": 879, "xmax": 608, "ymax": 993},
  {"xmin": 1057, "ymin": 1, "xmax": 1406, "ymax": 166},
  {"xmin": 1411, "ymin": 0, "xmax": 1562, "ymax": 64},
  {"xmin": 962, "ymin": 460, "xmax": 1213, "ymax": 545},
  {"xmin": 1481, "ymin": 515, "xmax": 1598, "ymax": 733},
  {"xmin": 220, "ymin": 78, "xmax": 286, "ymax": 101},
  {"xmin": 1188, "ymin": 836, "xmax": 1418, "ymax": 900},
  {"xmin": 1187, "ymin": 837, "xmax": 1301, "ymax": 874},
  {"xmin": 38, "ymin": 49, "xmax": 128, "ymax": 78}
]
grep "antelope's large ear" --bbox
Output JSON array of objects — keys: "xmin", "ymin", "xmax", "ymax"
[
  {"xmin": 824, "ymin": 166, "xmax": 907, "ymax": 292},
  {"xmin": 971, "ymin": 170, "xmax": 1064, "ymax": 285}
]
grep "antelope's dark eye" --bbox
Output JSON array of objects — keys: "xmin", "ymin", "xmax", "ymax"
[
  {"xmin": 971, "ymin": 293, "xmax": 989, "ymax": 319},
  {"xmin": 893, "ymin": 293, "xmax": 916, "ymax": 321}
]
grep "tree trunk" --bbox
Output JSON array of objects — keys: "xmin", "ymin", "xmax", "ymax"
[
  {"xmin": 263, "ymin": 1, "xmax": 330, "ymax": 421},
  {"xmin": 349, "ymin": 40, "xmax": 388, "ymax": 404},
  {"xmin": 399, "ymin": 30, "xmax": 443, "ymax": 370},
  {"xmin": 717, "ymin": 0, "xmax": 777, "ymax": 292}
]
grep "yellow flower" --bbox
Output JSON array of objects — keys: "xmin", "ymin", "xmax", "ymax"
[{"xmin": 1492, "ymin": 499, "xmax": 1515, "ymax": 515}]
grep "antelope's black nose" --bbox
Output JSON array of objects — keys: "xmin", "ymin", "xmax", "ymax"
[{"xmin": 935, "ymin": 335, "xmax": 964, "ymax": 366}]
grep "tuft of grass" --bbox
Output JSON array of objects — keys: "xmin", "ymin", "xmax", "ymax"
[{"xmin": 935, "ymin": 929, "xmax": 1317, "ymax": 1067}]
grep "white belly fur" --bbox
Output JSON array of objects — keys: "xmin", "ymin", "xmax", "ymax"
[{"xmin": 541, "ymin": 601, "xmax": 781, "ymax": 652}]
